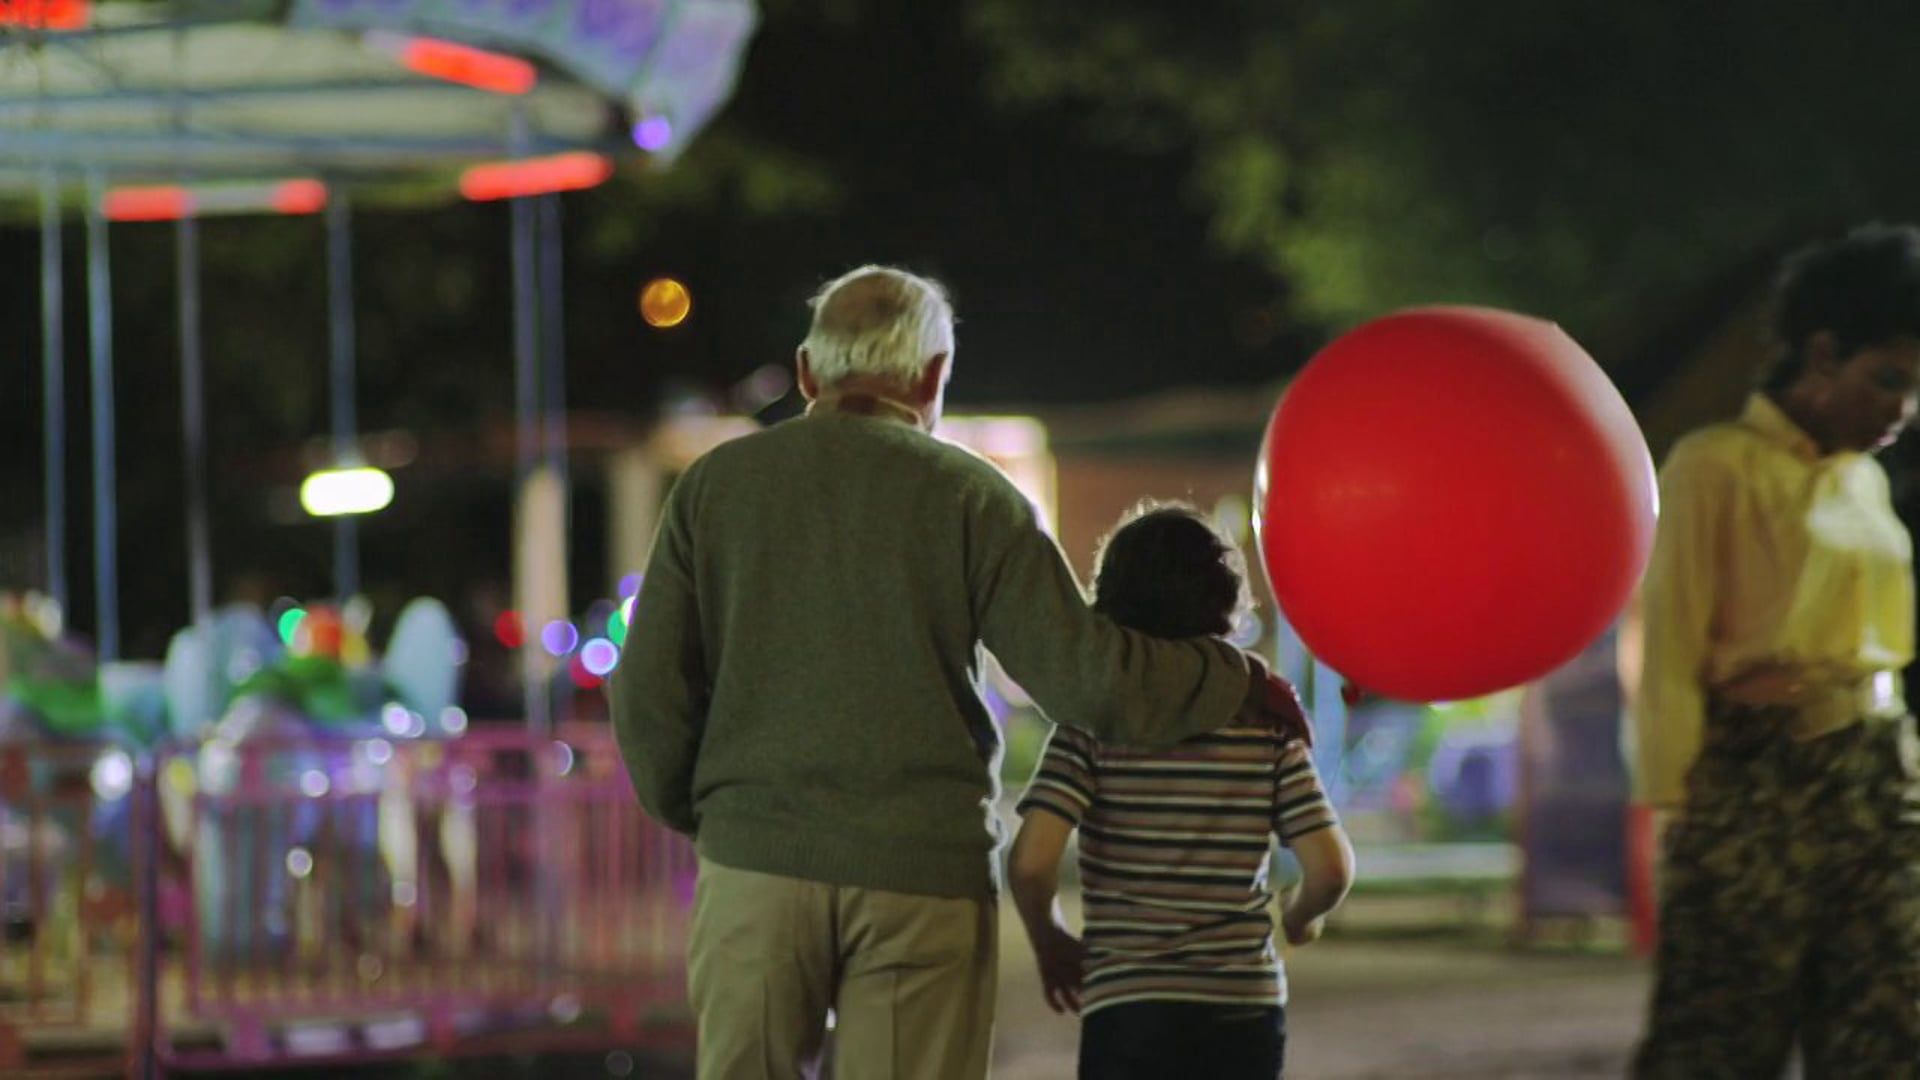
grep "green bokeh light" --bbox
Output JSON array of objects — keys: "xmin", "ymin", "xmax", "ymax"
[{"xmin": 277, "ymin": 607, "xmax": 307, "ymax": 645}]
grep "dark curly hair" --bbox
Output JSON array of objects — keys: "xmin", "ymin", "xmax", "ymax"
[
  {"xmin": 1090, "ymin": 501, "xmax": 1251, "ymax": 640},
  {"xmin": 1762, "ymin": 222, "xmax": 1920, "ymax": 392}
]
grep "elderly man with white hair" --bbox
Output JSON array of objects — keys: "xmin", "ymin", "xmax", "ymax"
[{"xmin": 610, "ymin": 265, "xmax": 1308, "ymax": 1080}]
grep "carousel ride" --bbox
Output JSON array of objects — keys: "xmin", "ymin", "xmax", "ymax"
[{"xmin": 0, "ymin": 1, "xmax": 752, "ymax": 1071}]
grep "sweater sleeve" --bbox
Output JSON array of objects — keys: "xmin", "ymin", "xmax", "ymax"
[
  {"xmin": 972, "ymin": 486, "xmax": 1250, "ymax": 749},
  {"xmin": 608, "ymin": 472, "xmax": 709, "ymax": 835}
]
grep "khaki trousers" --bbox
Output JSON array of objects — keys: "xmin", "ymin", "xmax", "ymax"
[{"xmin": 687, "ymin": 857, "xmax": 997, "ymax": 1080}]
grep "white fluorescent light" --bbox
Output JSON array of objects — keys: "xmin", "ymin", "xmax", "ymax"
[{"xmin": 300, "ymin": 466, "xmax": 395, "ymax": 517}]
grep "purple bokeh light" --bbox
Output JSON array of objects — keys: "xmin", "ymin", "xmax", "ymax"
[
  {"xmin": 581, "ymin": 638, "xmax": 620, "ymax": 676},
  {"xmin": 632, "ymin": 115, "xmax": 673, "ymax": 152},
  {"xmin": 541, "ymin": 619, "xmax": 580, "ymax": 657}
]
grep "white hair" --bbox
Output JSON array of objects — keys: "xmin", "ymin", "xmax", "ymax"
[{"xmin": 800, "ymin": 265, "xmax": 956, "ymax": 387}]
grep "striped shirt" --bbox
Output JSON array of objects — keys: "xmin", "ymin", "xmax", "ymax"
[{"xmin": 1017, "ymin": 724, "xmax": 1338, "ymax": 1015}]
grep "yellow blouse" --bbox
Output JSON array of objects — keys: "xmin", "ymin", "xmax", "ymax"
[{"xmin": 1629, "ymin": 393, "xmax": 1914, "ymax": 807}]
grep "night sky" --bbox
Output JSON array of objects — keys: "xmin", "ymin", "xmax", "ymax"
[{"xmin": 587, "ymin": 3, "xmax": 1307, "ymax": 409}]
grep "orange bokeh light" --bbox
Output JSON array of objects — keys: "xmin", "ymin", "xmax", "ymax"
[{"xmin": 639, "ymin": 277, "xmax": 692, "ymax": 328}]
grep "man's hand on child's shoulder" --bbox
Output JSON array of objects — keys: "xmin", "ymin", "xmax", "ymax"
[{"xmin": 1240, "ymin": 653, "xmax": 1313, "ymax": 746}]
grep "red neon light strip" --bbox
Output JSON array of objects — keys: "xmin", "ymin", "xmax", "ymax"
[
  {"xmin": 402, "ymin": 38, "xmax": 536, "ymax": 95},
  {"xmin": 459, "ymin": 152, "xmax": 613, "ymax": 201},
  {"xmin": 102, "ymin": 186, "xmax": 191, "ymax": 223},
  {"xmin": 102, "ymin": 180, "xmax": 330, "ymax": 222},
  {"xmin": 270, "ymin": 179, "xmax": 330, "ymax": 215},
  {"xmin": 0, "ymin": 0, "xmax": 90, "ymax": 30}
]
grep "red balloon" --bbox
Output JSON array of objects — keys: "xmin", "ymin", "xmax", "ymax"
[{"xmin": 1256, "ymin": 306, "xmax": 1656, "ymax": 702}]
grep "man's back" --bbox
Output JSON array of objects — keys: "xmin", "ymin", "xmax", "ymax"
[{"xmin": 650, "ymin": 407, "xmax": 1023, "ymax": 897}]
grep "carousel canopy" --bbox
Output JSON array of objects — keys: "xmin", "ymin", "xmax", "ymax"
[{"xmin": 0, "ymin": 0, "xmax": 758, "ymax": 202}]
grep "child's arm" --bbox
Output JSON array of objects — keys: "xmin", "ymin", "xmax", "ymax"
[
  {"xmin": 1009, "ymin": 809, "xmax": 1086, "ymax": 1014},
  {"xmin": 1274, "ymin": 738, "xmax": 1354, "ymax": 947},
  {"xmin": 1282, "ymin": 823, "xmax": 1355, "ymax": 946}
]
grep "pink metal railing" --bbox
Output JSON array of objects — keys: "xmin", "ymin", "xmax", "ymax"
[
  {"xmin": 0, "ymin": 725, "xmax": 694, "ymax": 1076},
  {"xmin": 0, "ymin": 740, "xmax": 143, "ymax": 1076}
]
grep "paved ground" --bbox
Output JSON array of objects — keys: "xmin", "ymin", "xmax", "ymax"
[
  {"xmin": 168, "ymin": 883, "xmax": 1655, "ymax": 1078},
  {"xmin": 991, "ymin": 893, "xmax": 1651, "ymax": 1080}
]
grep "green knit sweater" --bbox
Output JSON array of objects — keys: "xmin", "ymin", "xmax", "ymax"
[{"xmin": 609, "ymin": 405, "xmax": 1250, "ymax": 899}]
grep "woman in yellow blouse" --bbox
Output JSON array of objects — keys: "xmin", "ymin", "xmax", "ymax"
[{"xmin": 1632, "ymin": 224, "xmax": 1920, "ymax": 1077}]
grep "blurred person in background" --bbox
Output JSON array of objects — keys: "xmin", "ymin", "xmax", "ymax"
[{"xmin": 1631, "ymin": 223, "xmax": 1920, "ymax": 1077}]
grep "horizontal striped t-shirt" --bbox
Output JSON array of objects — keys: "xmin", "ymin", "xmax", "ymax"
[{"xmin": 1017, "ymin": 724, "xmax": 1337, "ymax": 1015}]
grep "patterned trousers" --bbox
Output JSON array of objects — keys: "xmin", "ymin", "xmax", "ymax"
[{"xmin": 1634, "ymin": 702, "xmax": 1920, "ymax": 1078}]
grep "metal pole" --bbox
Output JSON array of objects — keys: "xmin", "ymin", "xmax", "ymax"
[
  {"xmin": 539, "ymin": 194, "xmax": 566, "ymax": 489},
  {"xmin": 1309, "ymin": 653, "xmax": 1348, "ymax": 807},
  {"xmin": 84, "ymin": 170, "xmax": 118, "ymax": 662},
  {"xmin": 326, "ymin": 194, "xmax": 359, "ymax": 601},
  {"xmin": 131, "ymin": 754, "xmax": 161, "ymax": 1080},
  {"xmin": 39, "ymin": 173, "xmax": 67, "ymax": 618},
  {"xmin": 511, "ymin": 109, "xmax": 549, "ymax": 735},
  {"xmin": 530, "ymin": 195, "xmax": 568, "ymax": 967},
  {"xmin": 177, "ymin": 212, "xmax": 213, "ymax": 627},
  {"xmin": 538, "ymin": 193, "xmax": 569, "ymax": 726},
  {"xmin": 511, "ymin": 154, "xmax": 540, "ymax": 514}
]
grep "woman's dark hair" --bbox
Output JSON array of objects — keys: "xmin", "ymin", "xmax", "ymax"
[
  {"xmin": 1762, "ymin": 222, "xmax": 1920, "ymax": 391},
  {"xmin": 1090, "ymin": 501, "xmax": 1251, "ymax": 639}
]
